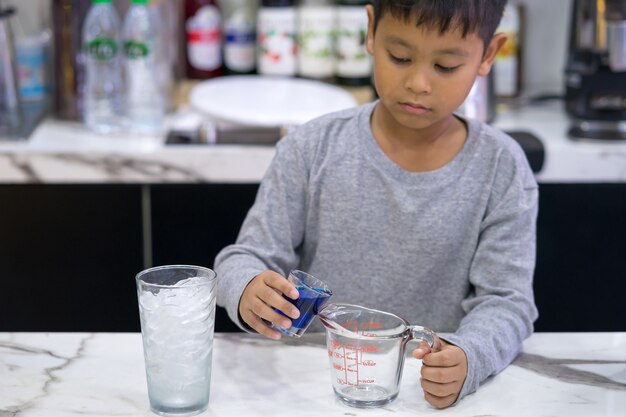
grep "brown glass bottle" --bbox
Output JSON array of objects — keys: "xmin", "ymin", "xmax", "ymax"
[
  {"xmin": 184, "ymin": 0, "xmax": 223, "ymax": 79},
  {"xmin": 51, "ymin": 0, "xmax": 91, "ymax": 120}
]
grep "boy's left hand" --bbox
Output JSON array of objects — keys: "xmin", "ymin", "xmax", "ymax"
[{"xmin": 412, "ymin": 340, "xmax": 468, "ymax": 409}]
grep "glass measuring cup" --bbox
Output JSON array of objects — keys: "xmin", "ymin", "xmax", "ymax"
[{"xmin": 318, "ymin": 303, "xmax": 441, "ymax": 408}]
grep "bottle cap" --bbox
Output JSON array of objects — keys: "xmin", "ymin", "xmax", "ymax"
[
  {"xmin": 131, "ymin": 0, "xmax": 149, "ymax": 3},
  {"xmin": 92, "ymin": 0, "xmax": 113, "ymax": 3}
]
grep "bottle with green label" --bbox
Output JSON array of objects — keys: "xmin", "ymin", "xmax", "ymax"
[
  {"xmin": 82, "ymin": 0, "xmax": 123, "ymax": 133},
  {"xmin": 335, "ymin": 0, "xmax": 372, "ymax": 86},
  {"xmin": 122, "ymin": 0, "xmax": 165, "ymax": 134},
  {"xmin": 297, "ymin": 0, "xmax": 336, "ymax": 81}
]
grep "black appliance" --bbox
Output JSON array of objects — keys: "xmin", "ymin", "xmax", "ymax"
[{"xmin": 565, "ymin": 0, "xmax": 626, "ymax": 140}]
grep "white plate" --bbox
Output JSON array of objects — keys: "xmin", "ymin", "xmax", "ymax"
[{"xmin": 189, "ymin": 76, "xmax": 359, "ymax": 127}]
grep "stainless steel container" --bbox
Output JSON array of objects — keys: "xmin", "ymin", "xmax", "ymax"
[
  {"xmin": 607, "ymin": 20, "xmax": 626, "ymax": 72},
  {"xmin": 606, "ymin": 0, "xmax": 626, "ymax": 70}
]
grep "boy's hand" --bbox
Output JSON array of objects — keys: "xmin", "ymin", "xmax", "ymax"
[
  {"xmin": 412, "ymin": 340, "xmax": 468, "ymax": 409},
  {"xmin": 238, "ymin": 270, "xmax": 300, "ymax": 340}
]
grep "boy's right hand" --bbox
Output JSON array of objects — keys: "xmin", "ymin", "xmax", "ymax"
[{"xmin": 238, "ymin": 270, "xmax": 301, "ymax": 340}]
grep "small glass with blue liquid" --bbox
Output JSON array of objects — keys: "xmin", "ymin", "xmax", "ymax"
[{"xmin": 272, "ymin": 270, "xmax": 332, "ymax": 337}]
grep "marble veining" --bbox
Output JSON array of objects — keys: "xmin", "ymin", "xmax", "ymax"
[
  {"xmin": 0, "ymin": 334, "xmax": 93, "ymax": 416},
  {"xmin": 516, "ymin": 353, "xmax": 626, "ymax": 390},
  {"xmin": 50, "ymin": 153, "xmax": 207, "ymax": 182},
  {"xmin": 1, "ymin": 332, "xmax": 625, "ymax": 417},
  {"xmin": 0, "ymin": 153, "xmax": 41, "ymax": 182},
  {"xmin": 0, "ymin": 152, "xmax": 208, "ymax": 183}
]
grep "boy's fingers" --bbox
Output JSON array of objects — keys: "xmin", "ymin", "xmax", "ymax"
[
  {"xmin": 423, "ymin": 391, "xmax": 457, "ymax": 409},
  {"xmin": 238, "ymin": 270, "xmax": 303, "ymax": 339},
  {"xmin": 264, "ymin": 272, "xmax": 300, "ymax": 299},
  {"xmin": 422, "ymin": 346, "xmax": 463, "ymax": 367},
  {"xmin": 243, "ymin": 271, "xmax": 300, "ymax": 320},
  {"xmin": 413, "ymin": 342, "xmax": 466, "ymax": 409},
  {"xmin": 260, "ymin": 273, "xmax": 300, "ymax": 320},
  {"xmin": 242, "ymin": 311, "xmax": 282, "ymax": 340},
  {"xmin": 420, "ymin": 378, "xmax": 459, "ymax": 398},
  {"xmin": 256, "ymin": 285, "xmax": 300, "ymax": 320},
  {"xmin": 412, "ymin": 340, "xmax": 432, "ymax": 359},
  {"xmin": 420, "ymin": 363, "xmax": 458, "ymax": 384},
  {"xmin": 249, "ymin": 296, "xmax": 293, "ymax": 329}
]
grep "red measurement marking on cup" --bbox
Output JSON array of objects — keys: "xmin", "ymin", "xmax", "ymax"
[
  {"xmin": 330, "ymin": 321, "xmax": 384, "ymax": 386},
  {"xmin": 332, "ymin": 359, "xmax": 376, "ymax": 371},
  {"xmin": 342, "ymin": 345, "xmax": 353, "ymax": 384},
  {"xmin": 342, "ymin": 320, "xmax": 359, "ymax": 329},
  {"xmin": 364, "ymin": 320, "xmax": 384, "ymax": 330},
  {"xmin": 337, "ymin": 378, "xmax": 375, "ymax": 386},
  {"xmin": 360, "ymin": 345, "xmax": 379, "ymax": 353}
]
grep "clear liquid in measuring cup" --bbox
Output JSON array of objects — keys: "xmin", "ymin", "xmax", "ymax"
[
  {"xmin": 326, "ymin": 325, "xmax": 405, "ymax": 408},
  {"xmin": 319, "ymin": 303, "xmax": 440, "ymax": 408}
]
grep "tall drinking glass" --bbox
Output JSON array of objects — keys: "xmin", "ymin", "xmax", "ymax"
[{"xmin": 136, "ymin": 265, "xmax": 217, "ymax": 417}]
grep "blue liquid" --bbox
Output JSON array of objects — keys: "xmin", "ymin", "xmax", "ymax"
[{"xmin": 280, "ymin": 286, "xmax": 331, "ymax": 329}]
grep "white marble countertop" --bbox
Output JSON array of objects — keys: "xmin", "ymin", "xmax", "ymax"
[
  {"xmin": 0, "ymin": 118, "xmax": 275, "ymax": 184},
  {"xmin": 1, "ymin": 100, "xmax": 626, "ymax": 184},
  {"xmin": 493, "ymin": 101, "xmax": 626, "ymax": 184},
  {"xmin": 1, "ymin": 332, "xmax": 625, "ymax": 416}
]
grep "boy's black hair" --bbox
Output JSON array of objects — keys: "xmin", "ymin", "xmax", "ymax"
[{"xmin": 372, "ymin": 0, "xmax": 507, "ymax": 50}]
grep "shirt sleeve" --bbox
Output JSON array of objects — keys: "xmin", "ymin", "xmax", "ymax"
[
  {"xmin": 442, "ymin": 149, "xmax": 539, "ymax": 401},
  {"xmin": 214, "ymin": 134, "xmax": 310, "ymax": 331}
]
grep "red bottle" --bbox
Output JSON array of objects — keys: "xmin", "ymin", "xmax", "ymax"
[{"xmin": 184, "ymin": 0, "xmax": 223, "ymax": 79}]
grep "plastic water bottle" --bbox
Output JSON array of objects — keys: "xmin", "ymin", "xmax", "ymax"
[
  {"xmin": 122, "ymin": 0, "xmax": 165, "ymax": 134},
  {"xmin": 82, "ymin": 0, "xmax": 122, "ymax": 134}
]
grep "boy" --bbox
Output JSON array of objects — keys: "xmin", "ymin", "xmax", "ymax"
[{"xmin": 215, "ymin": 0, "xmax": 538, "ymax": 409}]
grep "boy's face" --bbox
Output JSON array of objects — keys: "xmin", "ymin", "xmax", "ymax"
[{"xmin": 366, "ymin": 6, "xmax": 505, "ymax": 135}]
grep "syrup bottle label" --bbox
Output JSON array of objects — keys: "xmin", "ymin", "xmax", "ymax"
[
  {"xmin": 336, "ymin": 6, "xmax": 371, "ymax": 78},
  {"xmin": 186, "ymin": 5, "xmax": 222, "ymax": 71},
  {"xmin": 258, "ymin": 8, "xmax": 297, "ymax": 76},
  {"xmin": 224, "ymin": 9, "xmax": 256, "ymax": 72}
]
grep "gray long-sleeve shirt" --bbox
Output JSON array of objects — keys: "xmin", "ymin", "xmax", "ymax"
[{"xmin": 215, "ymin": 101, "xmax": 539, "ymax": 400}]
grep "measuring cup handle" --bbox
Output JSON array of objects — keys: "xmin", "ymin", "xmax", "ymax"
[{"xmin": 409, "ymin": 326, "xmax": 442, "ymax": 352}]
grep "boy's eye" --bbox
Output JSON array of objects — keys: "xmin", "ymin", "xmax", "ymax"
[
  {"xmin": 388, "ymin": 53, "xmax": 410, "ymax": 65},
  {"xmin": 435, "ymin": 64, "xmax": 460, "ymax": 73}
]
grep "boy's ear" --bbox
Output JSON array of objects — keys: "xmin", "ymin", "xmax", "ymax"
[
  {"xmin": 366, "ymin": 4, "xmax": 375, "ymax": 55},
  {"xmin": 477, "ymin": 33, "xmax": 508, "ymax": 76}
]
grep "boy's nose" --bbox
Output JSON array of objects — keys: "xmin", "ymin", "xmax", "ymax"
[{"xmin": 404, "ymin": 70, "xmax": 432, "ymax": 95}]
